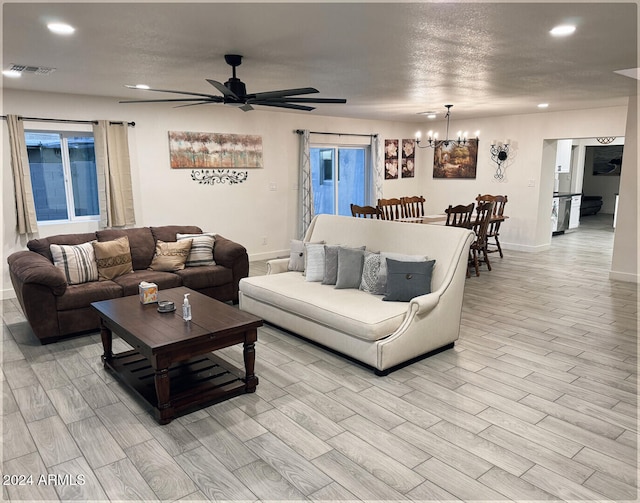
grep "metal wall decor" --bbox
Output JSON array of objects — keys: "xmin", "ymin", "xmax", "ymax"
[
  {"xmin": 489, "ymin": 140, "xmax": 510, "ymax": 180},
  {"xmin": 596, "ymin": 137, "xmax": 616, "ymax": 144},
  {"xmin": 191, "ymin": 169, "xmax": 248, "ymax": 184}
]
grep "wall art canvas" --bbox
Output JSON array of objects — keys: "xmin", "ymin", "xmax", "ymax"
[
  {"xmin": 169, "ymin": 131, "xmax": 263, "ymax": 169},
  {"xmin": 384, "ymin": 139, "xmax": 399, "ymax": 179},
  {"xmin": 433, "ymin": 139, "xmax": 478, "ymax": 179},
  {"xmin": 586, "ymin": 145, "xmax": 623, "ymax": 176},
  {"xmin": 401, "ymin": 139, "xmax": 415, "ymax": 178}
]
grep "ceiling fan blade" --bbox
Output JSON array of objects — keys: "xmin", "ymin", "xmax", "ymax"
[
  {"xmin": 173, "ymin": 101, "xmax": 221, "ymax": 108},
  {"xmin": 251, "ymin": 101, "xmax": 316, "ymax": 112},
  {"xmin": 124, "ymin": 85, "xmax": 219, "ymax": 99},
  {"xmin": 260, "ymin": 97, "xmax": 347, "ymax": 104},
  {"xmin": 119, "ymin": 97, "xmax": 223, "ymax": 104},
  {"xmin": 206, "ymin": 79, "xmax": 239, "ymax": 99},
  {"xmin": 249, "ymin": 87, "xmax": 319, "ymax": 100}
]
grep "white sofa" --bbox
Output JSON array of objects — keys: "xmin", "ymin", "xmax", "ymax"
[{"xmin": 239, "ymin": 214, "xmax": 474, "ymax": 375}]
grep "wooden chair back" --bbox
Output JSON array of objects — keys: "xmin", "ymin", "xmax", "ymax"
[
  {"xmin": 468, "ymin": 200, "xmax": 495, "ymax": 276},
  {"xmin": 445, "ymin": 203, "xmax": 475, "ymax": 228},
  {"xmin": 377, "ymin": 198, "xmax": 404, "ymax": 220},
  {"xmin": 401, "ymin": 196, "xmax": 426, "ymax": 218},
  {"xmin": 476, "ymin": 194, "xmax": 508, "ymax": 256},
  {"xmin": 351, "ymin": 204, "xmax": 382, "ymax": 219}
]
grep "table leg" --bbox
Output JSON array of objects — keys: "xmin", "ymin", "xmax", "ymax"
[
  {"xmin": 154, "ymin": 368, "xmax": 172, "ymax": 424},
  {"xmin": 100, "ymin": 321, "xmax": 113, "ymax": 367},
  {"xmin": 243, "ymin": 329, "xmax": 258, "ymax": 392}
]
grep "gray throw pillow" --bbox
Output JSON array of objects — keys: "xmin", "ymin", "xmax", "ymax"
[
  {"xmin": 335, "ymin": 247, "xmax": 365, "ymax": 289},
  {"xmin": 377, "ymin": 252, "xmax": 428, "ymax": 294},
  {"xmin": 383, "ymin": 258, "xmax": 436, "ymax": 302},
  {"xmin": 322, "ymin": 245, "xmax": 341, "ymax": 285}
]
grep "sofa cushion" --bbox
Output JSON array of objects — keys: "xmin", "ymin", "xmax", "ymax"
[
  {"xmin": 112, "ymin": 270, "xmax": 183, "ymax": 296},
  {"xmin": 148, "ymin": 239, "xmax": 192, "ymax": 271},
  {"xmin": 177, "ymin": 233, "xmax": 216, "ymax": 267},
  {"xmin": 55, "ymin": 280, "xmax": 123, "ymax": 311},
  {"xmin": 97, "ymin": 227, "xmax": 156, "ymax": 270},
  {"xmin": 28, "ymin": 232, "xmax": 97, "ymax": 262},
  {"xmin": 50, "ymin": 241, "xmax": 99, "ymax": 285},
  {"xmin": 240, "ymin": 272, "xmax": 407, "ymax": 342},
  {"xmin": 93, "ymin": 236, "xmax": 134, "ymax": 280},
  {"xmin": 383, "ymin": 259, "xmax": 436, "ymax": 302},
  {"xmin": 174, "ymin": 264, "xmax": 233, "ymax": 290},
  {"xmin": 151, "ymin": 225, "xmax": 202, "ymax": 243}
]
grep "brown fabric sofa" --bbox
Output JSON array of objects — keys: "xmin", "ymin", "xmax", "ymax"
[{"xmin": 7, "ymin": 225, "xmax": 249, "ymax": 344}]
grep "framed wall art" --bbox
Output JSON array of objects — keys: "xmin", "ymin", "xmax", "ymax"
[
  {"xmin": 384, "ymin": 139, "xmax": 399, "ymax": 179},
  {"xmin": 169, "ymin": 131, "xmax": 263, "ymax": 169},
  {"xmin": 433, "ymin": 139, "xmax": 478, "ymax": 179},
  {"xmin": 401, "ymin": 139, "xmax": 415, "ymax": 178}
]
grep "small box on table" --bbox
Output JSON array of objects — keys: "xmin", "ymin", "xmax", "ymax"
[{"xmin": 139, "ymin": 282, "xmax": 158, "ymax": 304}]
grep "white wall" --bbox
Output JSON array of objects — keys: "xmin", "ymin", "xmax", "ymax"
[{"xmin": 2, "ymin": 89, "xmax": 635, "ymax": 298}]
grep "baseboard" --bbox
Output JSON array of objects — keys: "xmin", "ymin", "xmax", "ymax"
[
  {"xmin": 248, "ymin": 249, "xmax": 289, "ymax": 262},
  {"xmin": 501, "ymin": 242, "xmax": 551, "ymax": 253},
  {"xmin": 609, "ymin": 270, "xmax": 639, "ymax": 283}
]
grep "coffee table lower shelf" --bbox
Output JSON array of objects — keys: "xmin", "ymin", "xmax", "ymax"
[{"xmin": 103, "ymin": 349, "xmax": 254, "ymax": 424}]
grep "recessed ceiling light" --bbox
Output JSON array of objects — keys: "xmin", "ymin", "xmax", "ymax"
[
  {"xmin": 417, "ymin": 111, "xmax": 437, "ymax": 119},
  {"xmin": 550, "ymin": 25, "xmax": 576, "ymax": 36},
  {"xmin": 538, "ymin": 103, "xmax": 549, "ymax": 108},
  {"xmin": 2, "ymin": 69, "xmax": 22, "ymax": 78},
  {"xmin": 135, "ymin": 84, "xmax": 150, "ymax": 89},
  {"xmin": 47, "ymin": 22, "xmax": 75, "ymax": 35}
]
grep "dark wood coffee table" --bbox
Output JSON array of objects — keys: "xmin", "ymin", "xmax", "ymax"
[{"xmin": 91, "ymin": 287, "xmax": 262, "ymax": 424}]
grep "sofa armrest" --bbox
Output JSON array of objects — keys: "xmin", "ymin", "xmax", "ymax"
[
  {"xmin": 266, "ymin": 258, "xmax": 290, "ymax": 275},
  {"xmin": 410, "ymin": 292, "xmax": 441, "ymax": 315},
  {"xmin": 213, "ymin": 235, "xmax": 249, "ymax": 301},
  {"xmin": 7, "ymin": 251, "xmax": 67, "ymax": 295}
]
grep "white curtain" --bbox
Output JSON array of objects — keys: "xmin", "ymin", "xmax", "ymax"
[
  {"xmin": 299, "ymin": 129, "xmax": 313, "ymax": 238},
  {"xmin": 93, "ymin": 120, "xmax": 135, "ymax": 228},
  {"xmin": 371, "ymin": 134, "xmax": 383, "ymax": 204},
  {"xmin": 7, "ymin": 115, "xmax": 38, "ymax": 235}
]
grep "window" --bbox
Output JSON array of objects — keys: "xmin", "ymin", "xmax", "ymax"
[
  {"xmin": 311, "ymin": 146, "xmax": 369, "ymax": 216},
  {"xmin": 25, "ymin": 131, "xmax": 99, "ymax": 223}
]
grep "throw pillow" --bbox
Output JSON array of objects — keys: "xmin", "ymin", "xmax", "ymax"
[
  {"xmin": 177, "ymin": 232, "xmax": 215, "ymax": 267},
  {"xmin": 360, "ymin": 251, "xmax": 382, "ymax": 294},
  {"xmin": 383, "ymin": 258, "xmax": 436, "ymax": 302},
  {"xmin": 93, "ymin": 236, "xmax": 134, "ymax": 280},
  {"xmin": 148, "ymin": 239, "xmax": 193, "ymax": 272},
  {"xmin": 377, "ymin": 252, "xmax": 428, "ymax": 294},
  {"xmin": 324, "ymin": 245, "xmax": 366, "ymax": 285},
  {"xmin": 288, "ymin": 240, "xmax": 305, "ymax": 272},
  {"xmin": 50, "ymin": 241, "xmax": 99, "ymax": 285},
  {"xmin": 335, "ymin": 247, "xmax": 365, "ymax": 289},
  {"xmin": 322, "ymin": 245, "xmax": 341, "ymax": 285},
  {"xmin": 304, "ymin": 243, "xmax": 326, "ymax": 282}
]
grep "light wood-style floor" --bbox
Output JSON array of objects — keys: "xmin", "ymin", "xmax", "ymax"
[{"xmin": 2, "ymin": 214, "xmax": 637, "ymax": 502}]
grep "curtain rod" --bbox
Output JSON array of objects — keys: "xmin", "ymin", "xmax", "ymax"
[
  {"xmin": 294, "ymin": 129, "xmax": 377, "ymax": 138},
  {"xmin": 0, "ymin": 115, "xmax": 135, "ymax": 127}
]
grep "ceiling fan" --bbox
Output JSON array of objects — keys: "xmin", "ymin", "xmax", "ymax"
[{"xmin": 120, "ymin": 54, "xmax": 347, "ymax": 112}]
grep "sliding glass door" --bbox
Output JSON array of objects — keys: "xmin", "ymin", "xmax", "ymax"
[{"xmin": 310, "ymin": 146, "xmax": 369, "ymax": 216}]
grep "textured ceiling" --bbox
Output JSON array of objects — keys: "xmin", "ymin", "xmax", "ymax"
[{"xmin": 2, "ymin": 1, "xmax": 638, "ymax": 122}]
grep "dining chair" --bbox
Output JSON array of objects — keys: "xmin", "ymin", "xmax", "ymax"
[
  {"xmin": 350, "ymin": 204, "xmax": 382, "ymax": 219},
  {"xmin": 444, "ymin": 203, "xmax": 475, "ymax": 228},
  {"xmin": 476, "ymin": 194, "xmax": 508, "ymax": 257},
  {"xmin": 377, "ymin": 198, "xmax": 404, "ymax": 220},
  {"xmin": 468, "ymin": 200, "xmax": 495, "ymax": 276},
  {"xmin": 401, "ymin": 196, "xmax": 426, "ymax": 218}
]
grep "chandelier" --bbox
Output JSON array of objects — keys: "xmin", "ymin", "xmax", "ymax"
[{"xmin": 415, "ymin": 104, "xmax": 478, "ymax": 148}]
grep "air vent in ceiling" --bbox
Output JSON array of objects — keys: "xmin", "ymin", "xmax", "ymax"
[{"xmin": 7, "ymin": 64, "xmax": 56, "ymax": 75}]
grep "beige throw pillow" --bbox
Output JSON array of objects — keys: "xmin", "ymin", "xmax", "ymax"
[
  {"xmin": 50, "ymin": 241, "xmax": 99, "ymax": 285},
  {"xmin": 93, "ymin": 236, "xmax": 134, "ymax": 280},
  {"xmin": 148, "ymin": 239, "xmax": 193, "ymax": 272}
]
